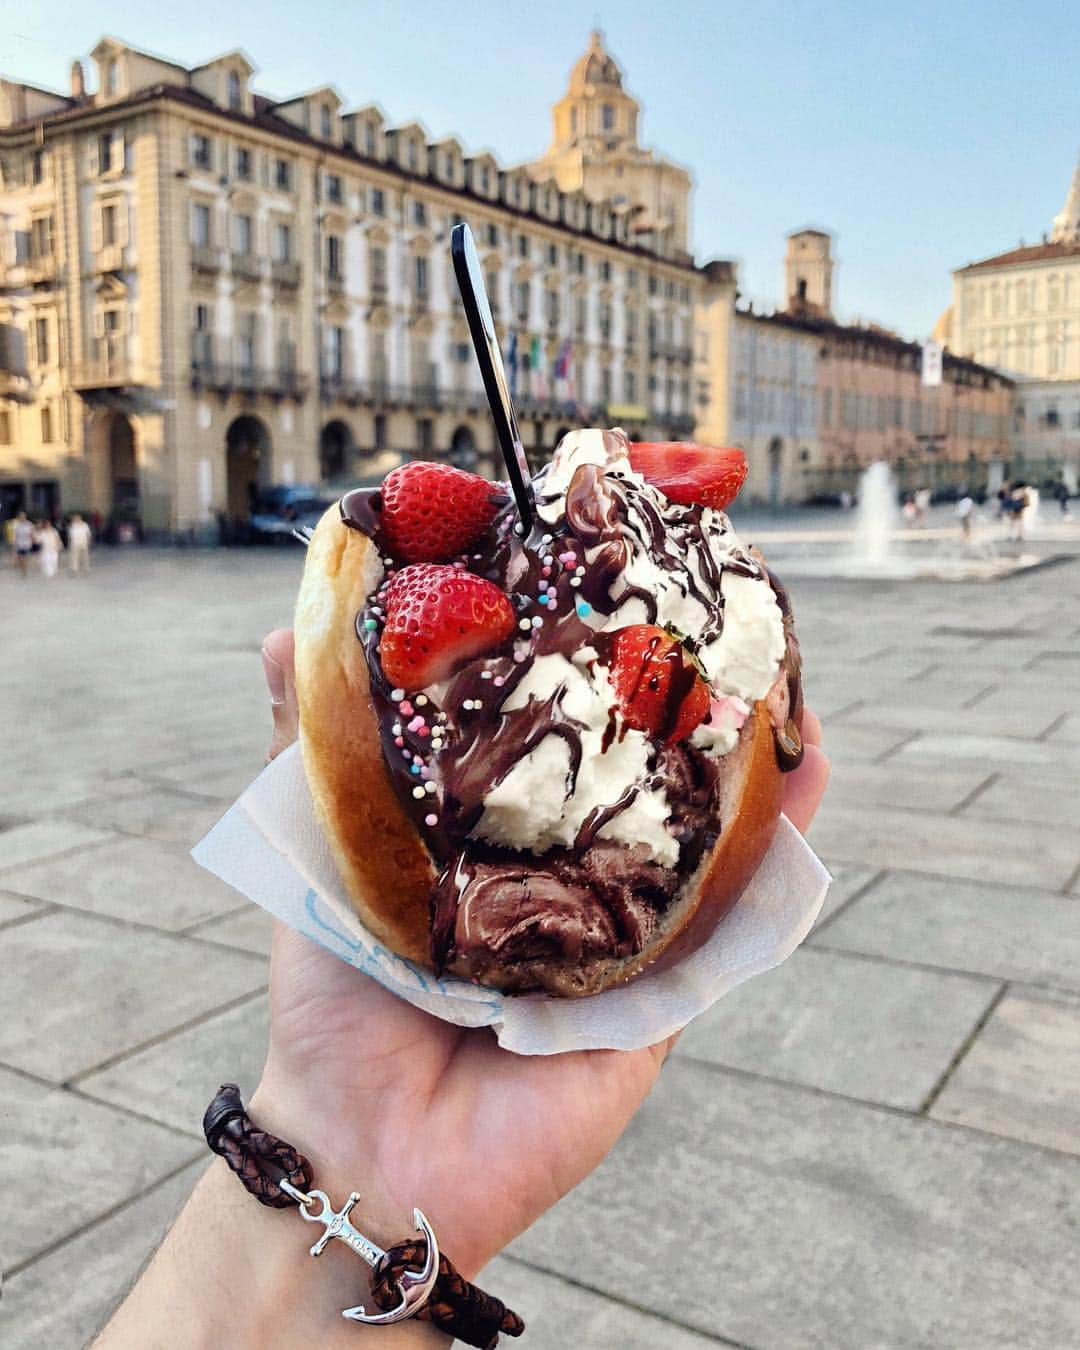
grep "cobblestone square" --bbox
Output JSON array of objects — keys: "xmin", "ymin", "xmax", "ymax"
[{"xmin": 2, "ymin": 523, "xmax": 1079, "ymax": 1348}]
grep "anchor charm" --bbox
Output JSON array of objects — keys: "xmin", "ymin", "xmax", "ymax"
[{"xmin": 281, "ymin": 1181, "xmax": 439, "ymax": 1324}]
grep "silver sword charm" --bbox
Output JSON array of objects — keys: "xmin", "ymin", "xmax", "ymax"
[{"xmin": 281, "ymin": 1181, "xmax": 439, "ymax": 1324}]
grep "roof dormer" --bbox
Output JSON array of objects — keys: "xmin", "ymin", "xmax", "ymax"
[
  {"xmin": 501, "ymin": 166, "xmax": 533, "ymax": 212},
  {"xmin": 190, "ymin": 51, "xmax": 256, "ymax": 115},
  {"xmin": 561, "ymin": 187, "xmax": 588, "ymax": 231},
  {"xmin": 342, "ymin": 104, "xmax": 386, "ymax": 160},
  {"xmin": 386, "ymin": 122, "xmax": 428, "ymax": 176},
  {"xmin": 467, "ymin": 152, "xmax": 499, "ymax": 200},
  {"xmin": 430, "ymin": 136, "xmax": 464, "ymax": 188},
  {"xmin": 273, "ymin": 85, "xmax": 344, "ymax": 142},
  {"xmin": 533, "ymin": 177, "xmax": 562, "ymax": 222},
  {"xmin": 91, "ymin": 36, "xmax": 185, "ymax": 104}
]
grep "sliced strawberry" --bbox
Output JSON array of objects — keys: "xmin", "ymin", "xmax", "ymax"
[
  {"xmin": 380, "ymin": 461, "xmax": 500, "ymax": 563},
  {"xmin": 609, "ymin": 624, "xmax": 710, "ymax": 745},
  {"xmin": 628, "ymin": 443, "xmax": 748, "ymax": 511},
  {"xmin": 379, "ymin": 564, "xmax": 515, "ymax": 689}
]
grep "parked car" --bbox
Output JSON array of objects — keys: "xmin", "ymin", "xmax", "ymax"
[{"xmin": 248, "ymin": 486, "xmax": 336, "ymax": 542}]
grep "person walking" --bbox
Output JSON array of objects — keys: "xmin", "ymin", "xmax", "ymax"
[
  {"xmin": 956, "ymin": 493, "xmax": 975, "ymax": 541},
  {"xmin": 35, "ymin": 517, "xmax": 63, "ymax": 577},
  {"xmin": 1052, "ymin": 476, "xmax": 1071, "ymax": 519},
  {"xmin": 914, "ymin": 486, "xmax": 931, "ymax": 526},
  {"xmin": 12, "ymin": 511, "xmax": 34, "ymax": 577},
  {"xmin": 1007, "ymin": 482, "xmax": 1029, "ymax": 542},
  {"xmin": 67, "ymin": 512, "xmax": 92, "ymax": 574}
]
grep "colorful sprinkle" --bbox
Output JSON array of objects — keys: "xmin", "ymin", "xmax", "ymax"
[
  {"xmin": 480, "ymin": 670, "xmax": 493, "ymax": 680},
  {"xmin": 412, "ymin": 785, "xmax": 425, "ymax": 798},
  {"xmin": 424, "ymin": 781, "xmax": 437, "ymax": 794},
  {"xmin": 410, "ymin": 764, "xmax": 420, "ymax": 775},
  {"xmin": 399, "ymin": 700, "xmax": 414, "ymax": 716},
  {"xmin": 393, "ymin": 736, "xmax": 404, "ymax": 747},
  {"xmin": 570, "ymin": 576, "xmax": 581, "ymax": 588},
  {"xmin": 538, "ymin": 580, "xmax": 549, "ymax": 593},
  {"xmin": 493, "ymin": 675, "xmax": 506, "ymax": 687},
  {"xmin": 575, "ymin": 599, "xmax": 593, "ymax": 618},
  {"xmin": 558, "ymin": 552, "xmax": 576, "ymax": 565},
  {"xmin": 518, "ymin": 618, "xmax": 532, "ymax": 632},
  {"xmin": 390, "ymin": 688, "xmax": 405, "ymax": 701},
  {"xmin": 415, "ymin": 694, "xmax": 428, "ymax": 706},
  {"xmin": 541, "ymin": 566, "xmax": 552, "ymax": 578},
  {"xmin": 424, "ymin": 813, "xmax": 438, "ymax": 827},
  {"xmin": 541, "ymin": 533, "xmax": 553, "ymax": 544}
]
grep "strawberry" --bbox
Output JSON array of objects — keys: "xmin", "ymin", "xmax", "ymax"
[
  {"xmin": 379, "ymin": 564, "xmax": 515, "ymax": 689},
  {"xmin": 379, "ymin": 461, "xmax": 500, "ymax": 563},
  {"xmin": 609, "ymin": 624, "xmax": 710, "ymax": 745},
  {"xmin": 628, "ymin": 443, "xmax": 748, "ymax": 511}
]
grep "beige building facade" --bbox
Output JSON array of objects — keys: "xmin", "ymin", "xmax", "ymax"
[{"xmin": 0, "ymin": 35, "xmax": 703, "ymax": 536}]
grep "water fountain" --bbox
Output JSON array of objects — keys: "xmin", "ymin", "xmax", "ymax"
[{"xmin": 851, "ymin": 461, "xmax": 899, "ymax": 571}]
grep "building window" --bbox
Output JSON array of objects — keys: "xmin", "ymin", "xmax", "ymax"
[
  {"xmin": 602, "ymin": 103, "xmax": 615, "ymax": 131},
  {"xmin": 406, "ymin": 139, "xmax": 418, "ymax": 171},
  {"xmin": 602, "ymin": 368, "xmax": 612, "ymax": 402},
  {"xmin": 228, "ymin": 70, "xmax": 242, "ymax": 110},
  {"xmin": 326, "ymin": 173, "xmax": 343, "ymax": 204},
  {"xmin": 101, "ymin": 203, "xmax": 118, "ymax": 248},
  {"xmin": 575, "ymin": 295, "xmax": 587, "ymax": 335},
  {"xmin": 370, "ymin": 187, "xmax": 385, "ymax": 216},
  {"xmin": 516, "ymin": 280, "xmax": 530, "ymax": 322},
  {"xmin": 370, "ymin": 246, "xmax": 387, "ymax": 295},
  {"xmin": 31, "ymin": 150, "xmax": 45, "ymax": 185},
  {"xmin": 624, "ymin": 370, "xmax": 636, "ymax": 402},
  {"xmin": 327, "ymin": 325, "xmax": 345, "ymax": 377},
  {"xmin": 106, "ymin": 59, "xmax": 119, "ymax": 97},
  {"xmin": 191, "ymin": 134, "xmax": 212, "ymax": 170},
  {"xmin": 599, "ymin": 259, "xmax": 611, "ymax": 282},
  {"xmin": 648, "ymin": 274, "xmax": 658, "ymax": 295},
  {"xmin": 545, "ymin": 290, "xmax": 559, "ymax": 327},
  {"xmin": 30, "ymin": 215, "xmax": 52, "ymax": 260},
  {"xmin": 485, "ymin": 269, "xmax": 499, "ymax": 308},
  {"xmin": 320, "ymin": 104, "xmax": 333, "ymax": 139},
  {"xmin": 41, "ymin": 403, "xmax": 53, "ymax": 443},
  {"xmin": 235, "ymin": 147, "xmax": 252, "ymax": 180},
  {"xmin": 236, "ymin": 313, "xmax": 256, "ymax": 373},
  {"xmin": 575, "ymin": 251, "xmax": 585, "ymax": 275},
  {"xmin": 416, "ymin": 418, "xmax": 434, "ymax": 452},
  {"xmin": 273, "ymin": 222, "xmax": 291, "ymax": 262},
  {"xmin": 275, "ymin": 158, "xmax": 291, "ymax": 189},
  {"xmin": 627, "ymin": 268, "xmax": 638, "ymax": 290},
  {"xmin": 34, "ymin": 317, "xmax": 49, "ymax": 365},
  {"xmin": 412, "ymin": 200, "xmax": 427, "ymax": 227},
  {"xmin": 480, "ymin": 165, "xmax": 491, "ymax": 193},
  {"xmin": 193, "ymin": 303, "xmax": 212, "ymax": 365},
  {"xmin": 191, "ymin": 203, "xmax": 211, "ymax": 247},
  {"xmin": 233, "ymin": 213, "xmax": 253, "ymax": 255},
  {"xmin": 326, "ymin": 235, "xmax": 343, "ymax": 280},
  {"xmin": 415, "ymin": 254, "xmax": 429, "ymax": 298},
  {"xmin": 517, "ymin": 233, "xmax": 529, "ymax": 258},
  {"xmin": 374, "ymin": 412, "xmax": 387, "ymax": 448},
  {"xmin": 0, "ymin": 410, "xmax": 11, "ymax": 444},
  {"xmin": 365, "ymin": 122, "xmax": 377, "ymax": 156},
  {"xmin": 484, "ymin": 222, "xmax": 499, "ymax": 247}
]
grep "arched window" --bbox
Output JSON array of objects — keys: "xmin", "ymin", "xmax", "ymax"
[
  {"xmin": 320, "ymin": 103, "xmax": 332, "ymax": 139},
  {"xmin": 601, "ymin": 103, "xmax": 615, "ymax": 131},
  {"xmin": 227, "ymin": 70, "xmax": 242, "ymax": 110},
  {"xmin": 106, "ymin": 59, "xmax": 119, "ymax": 97}
]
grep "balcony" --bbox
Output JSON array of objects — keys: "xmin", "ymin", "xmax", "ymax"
[
  {"xmin": 191, "ymin": 356, "xmax": 234, "ymax": 394},
  {"xmin": 72, "ymin": 335, "xmax": 138, "ymax": 390},
  {"xmin": 0, "ymin": 367, "xmax": 32, "ymax": 402},
  {"xmin": 411, "ymin": 291, "xmax": 430, "ymax": 313},
  {"xmin": 369, "ymin": 279, "xmax": 389, "ymax": 303},
  {"xmin": 231, "ymin": 253, "xmax": 262, "ymax": 282},
  {"xmin": 192, "ymin": 245, "xmax": 222, "ymax": 274},
  {"xmin": 318, "ymin": 379, "xmax": 447, "ymax": 410},
  {"xmin": 325, "ymin": 271, "xmax": 345, "ymax": 297},
  {"xmin": 320, "ymin": 373, "xmax": 367, "ymax": 405},
  {"xmin": 271, "ymin": 259, "xmax": 301, "ymax": 288},
  {"xmin": 26, "ymin": 253, "xmax": 57, "ymax": 285},
  {"xmin": 93, "ymin": 244, "xmax": 124, "ymax": 275}
]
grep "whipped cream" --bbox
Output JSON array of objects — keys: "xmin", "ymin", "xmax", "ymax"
[{"xmin": 467, "ymin": 429, "xmax": 786, "ymax": 859}]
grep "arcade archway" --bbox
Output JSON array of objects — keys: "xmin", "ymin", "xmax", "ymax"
[
  {"xmin": 449, "ymin": 424, "xmax": 478, "ymax": 471},
  {"xmin": 226, "ymin": 415, "xmax": 271, "ymax": 521},
  {"xmin": 320, "ymin": 420, "xmax": 354, "ymax": 482},
  {"xmin": 108, "ymin": 413, "xmax": 139, "ymax": 515}
]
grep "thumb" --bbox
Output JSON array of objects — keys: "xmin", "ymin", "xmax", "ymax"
[{"xmin": 262, "ymin": 628, "xmax": 299, "ymax": 761}]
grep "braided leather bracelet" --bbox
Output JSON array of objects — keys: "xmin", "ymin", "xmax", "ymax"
[{"xmin": 204, "ymin": 1084, "xmax": 524, "ymax": 1348}]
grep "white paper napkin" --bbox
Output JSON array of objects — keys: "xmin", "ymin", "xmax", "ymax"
[{"xmin": 192, "ymin": 743, "xmax": 830, "ymax": 1055}]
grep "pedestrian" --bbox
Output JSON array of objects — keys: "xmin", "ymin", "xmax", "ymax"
[
  {"xmin": 1007, "ymin": 482, "xmax": 1029, "ymax": 542},
  {"xmin": 901, "ymin": 495, "xmax": 917, "ymax": 526},
  {"xmin": 956, "ymin": 493, "xmax": 975, "ymax": 540},
  {"xmin": 996, "ymin": 483, "xmax": 1011, "ymax": 520},
  {"xmin": 914, "ymin": 486, "xmax": 931, "ymax": 526},
  {"xmin": 1052, "ymin": 476, "xmax": 1071, "ymax": 519},
  {"xmin": 839, "ymin": 489, "xmax": 852, "ymax": 512},
  {"xmin": 12, "ymin": 510, "xmax": 34, "ymax": 577},
  {"xmin": 67, "ymin": 511, "xmax": 92, "ymax": 574},
  {"xmin": 34, "ymin": 517, "xmax": 63, "ymax": 577}
]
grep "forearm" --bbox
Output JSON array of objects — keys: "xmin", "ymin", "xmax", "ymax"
[{"xmin": 94, "ymin": 1157, "xmax": 448, "ymax": 1349}]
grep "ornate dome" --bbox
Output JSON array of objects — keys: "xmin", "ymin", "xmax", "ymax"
[{"xmin": 568, "ymin": 30, "xmax": 623, "ymax": 94}]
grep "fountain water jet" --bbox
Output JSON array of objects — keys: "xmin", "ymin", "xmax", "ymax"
[{"xmin": 851, "ymin": 461, "xmax": 899, "ymax": 569}]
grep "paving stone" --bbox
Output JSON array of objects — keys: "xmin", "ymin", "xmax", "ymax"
[
  {"xmin": 0, "ymin": 832, "xmax": 245, "ymax": 931},
  {"xmin": 959, "ymin": 772, "xmax": 1080, "ymax": 829},
  {"xmin": 80, "ymin": 995, "xmax": 269, "ymax": 1135},
  {"xmin": 1052, "ymin": 712, "xmax": 1080, "ymax": 742},
  {"xmin": 930, "ymin": 988, "xmax": 1080, "ymax": 1155},
  {"xmin": 509, "ymin": 1061, "xmax": 1080, "ymax": 1349},
  {"xmin": 674, "ymin": 947, "xmax": 997, "ymax": 1109},
  {"xmin": 815, "ymin": 861, "xmax": 880, "ymax": 924},
  {"xmin": 815, "ymin": 871, "xmax": 1080, "ymax": 991},
  {"xmin": 188, "ymin": 904, "xmax": 274, "ymax": 956},
  {"xmin": 836, "ymin": 699, "xmax": 1061, "ymax": 740},
  {"xmin": 896, "ymin": 731, "xmax": 1080, "ymax": 774},
  {"xmin": 145, "ymin": 747, "xmax": 264, "ymax": 802},
  {"xmin": 0, "ymin": 889, "xmax": 47, "ymax": 926},
  {"xmin": 3, "ymin": 1161, "xmax": 204, "ymax": 1350},
  {"xmin": 821, "ymin": 760, "xmax": 990, "ymax": 814},
  {"xmin": 0, "ymin": 1066, "xmax": 198, "ymax": 1272},
  {"xmin": 816, "ymin": 722, "xmax": 912, "ymax": 763},
  {"xmin": 806, "ymin": 802, "xmax": 1079, "ymax": 890},
  {"xmin": 480, "ymin": 1256, "xmax": 722, "ymax": 1348},
  {"xmin": 0, "ymin": 910, "xmax": 265, "ymax": 1082},
  {"xmin": 65, "ymin": 784, "xmax": 229, "ymax": 846},
  {"xmin": 0, "ymin": 818, "xmax": 116, "ymax": 871}
]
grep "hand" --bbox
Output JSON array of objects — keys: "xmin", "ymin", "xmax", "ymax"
[{"xmin": 256, "ymin": 629, "xmax": 830, "ymax": 1278}]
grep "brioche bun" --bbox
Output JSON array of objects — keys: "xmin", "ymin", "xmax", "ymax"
[{"xmin": 295, "ymin": 504, "xmax": 786, "ymax": 996}]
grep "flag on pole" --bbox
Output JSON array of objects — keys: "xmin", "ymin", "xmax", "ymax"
[
  {"xmin": 921, "ymin": 340, "xmax": 943, "ymax": 387},
  {"xmin": 531, "ymin": 335, "xmax": 544, "ymax": 398}
]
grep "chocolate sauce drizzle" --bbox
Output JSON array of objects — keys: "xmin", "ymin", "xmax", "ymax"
[{"xmin": 341, "ymin": 435, "xmax": 804, "ymax": 988}]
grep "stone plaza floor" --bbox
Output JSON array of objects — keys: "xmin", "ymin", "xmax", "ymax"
[{"xmin": 2, "ymin": 518, "xmax": 1080, "ymax": 1347}]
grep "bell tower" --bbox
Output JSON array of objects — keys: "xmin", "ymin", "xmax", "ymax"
[
  {"xmin": 1051, "ymin": 153, "xmax": 1080, "ymax": 242},
  {"xmin": 785, "ymin": 229, "xmax": 834, "ymax": 318}
]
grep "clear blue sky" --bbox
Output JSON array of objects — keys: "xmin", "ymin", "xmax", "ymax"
[{"xmin": 4, "ymin": 1, "xmax": 1078, "ymax": 339}]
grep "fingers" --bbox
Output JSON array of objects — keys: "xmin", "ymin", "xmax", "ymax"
[
  {"xmin": 262, "ymin": 628, "xmax": 299, "ymax": 761},
  {"xmin": 782, "ymin": 742, "xmax": 830, "ymax": 835}
]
